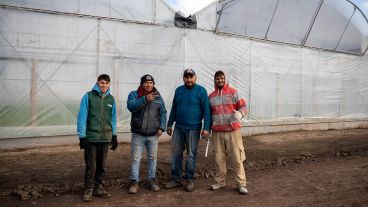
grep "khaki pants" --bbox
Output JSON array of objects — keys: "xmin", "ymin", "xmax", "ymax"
[{"xmin": 212, "ymin": 129, "xmax": 246, "ymax": 187}]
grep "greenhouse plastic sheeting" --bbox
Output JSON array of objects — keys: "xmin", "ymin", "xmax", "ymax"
[
  {"xmin": 98, "ymin": 20, "xmax": 185, "ymax": 132},
  {"xmin": 0, "ymin": 5, "xmax": 368, "ymax": 138},
  {"xmin": 337, "ymin": 11, "xmax": 368, "ymax": 54},
  {"xmin": 185, "ymin": 29, "xmax": 251, "ymax": 116},
  {"xmin": 301, "ymin": 50, "xmax": 342, "ymax": 117},
  {"xmin": 341, "ymin": 55, "xmax": 368, "ymax": 117},
  {"xmin": 0, "ymin": 0, "xmax": 175, "ymax": 25},
  {"xmin": 266, "ymin": 0, "xmax": 320, "ymax": 45},
  {"xmin": 195, "ymin": 2, "xmax": 217, "ymax": 31},
  {"xmin": 250, "ymin": 41, "xmax": 302, "ymax": 119},
  {"xmin": 215, "ymin": 0, "xmax": 368, "ymax": 55},
  {"xmin": 305, "ymin": 0, "xmax": 355, "ymax": 50},
  {"xmin": 217, "ymin": 0, "xmax": 279, "ymax": 39}
]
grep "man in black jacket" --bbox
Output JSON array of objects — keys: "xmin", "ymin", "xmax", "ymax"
[{"xmin": 127, "ymin": 74, "xmax": 167, "ymax": 194}]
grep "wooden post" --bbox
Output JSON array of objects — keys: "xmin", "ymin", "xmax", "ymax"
[{"xmin": 30, "ymin": 58, "xmax": 38, "ymax": 127}]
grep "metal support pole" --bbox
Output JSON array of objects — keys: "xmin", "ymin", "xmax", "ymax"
[
  {"xmin": 96, "ymin": 19, "xmax": 101, "ymax": 75},
  {"xmin": 113, "ymin": 59, "xmax": 122, "ymax": 127}
]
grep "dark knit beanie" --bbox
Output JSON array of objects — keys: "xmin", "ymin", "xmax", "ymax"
[{"xmin": 140, "ymin": 74, "xmax": 155, "ymax": 85}]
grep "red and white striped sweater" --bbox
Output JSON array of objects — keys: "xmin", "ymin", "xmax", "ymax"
[{"xmin": 209, "ymin": 84, "xmax": 247, "ymax": 132}]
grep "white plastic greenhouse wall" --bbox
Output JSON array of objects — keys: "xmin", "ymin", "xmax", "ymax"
[{"xmin": 0, "ymin": 0, "xmax": 367, "ymax": 139}]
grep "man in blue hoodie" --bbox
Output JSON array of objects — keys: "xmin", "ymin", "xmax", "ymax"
[
  {"xmin": 165, "ymin": 68, "xmax": 211, "ymax": 192},
  {"xmin": 127, "ymin": 74, "xmax": 167, "ymax": 194},
  {"xmin": 77, "ymin": 74, "xmax": 118, "ymax": 202}
]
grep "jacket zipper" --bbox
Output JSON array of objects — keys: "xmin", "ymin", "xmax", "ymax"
[
  {"xmin": 144, "ymin": 104, "xmax": 150, "ymax": 135},
  {"xmin": 101, "ymin": 95, "xmax": 105, "ymax": 139}
]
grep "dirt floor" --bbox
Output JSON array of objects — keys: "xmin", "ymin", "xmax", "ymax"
[{"xmin": 0, "ymin": 129, "xmax": 368, "ymax": 207}]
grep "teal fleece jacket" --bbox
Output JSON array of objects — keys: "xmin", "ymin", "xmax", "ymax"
[{"xmin": 167, "ymin": 84, "xmax": 210, "ymax": 130}]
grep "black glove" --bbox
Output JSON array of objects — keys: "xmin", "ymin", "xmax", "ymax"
[
  {"xmin": 110, "ymin": 135, "xmax": 118, "ymax": 151},
  {"xmin": 79, "ymin": 138, "xmax": 87, "ymax": 150}
]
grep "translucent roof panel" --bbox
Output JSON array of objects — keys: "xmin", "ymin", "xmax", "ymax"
[
  {"xmin": 155, "ymin": 0, "xmax": 175, "ymax": 25},
  {"xmin": 217, "ymin": 0, "xmax": 279, "ymax": 39},
  {"xmin": 305, "ymin": 0, "xmax": 355, "ymax": 50},
  {"xmin": 0, "ymin": 0, "xmax": 78, "ymax": 13},
  {"xmin": 337, "ymin": 10, "xmax": 368, "ymax": 54},
  {"xmin": 110, "ymin": 0, "xmax": 153, "ymax": 22},
  {"xmin": 215, "ymin": 0, "xmax": 368, "ymax": 55},
  {"xmin": 267, "ymin": 0, "xmax": 320, "ymax": 44},
  {"xmin": 195, "ymin": 2, "xmax": 217, "ymax": 31},
  {"xmin": 0, "ymin": 0, "xmax": 175, "ymax": 25}
]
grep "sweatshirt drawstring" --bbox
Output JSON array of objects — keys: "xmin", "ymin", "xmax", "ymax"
[{"xmin": 217, "ymin": 89, "xmax": 223, "ymax": 97}]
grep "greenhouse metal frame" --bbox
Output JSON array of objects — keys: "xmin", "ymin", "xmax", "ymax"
[{"xmin": 0, "ymin": 0, "xmax": 367, "ymax": 139}]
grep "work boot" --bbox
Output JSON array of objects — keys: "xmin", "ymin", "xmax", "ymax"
[
  {"xmin": 93, "ymin": 187, "xmax": 111, "ymax": 198},
  {"xmin": 83, "ymin": 188, "xmax": 93, "ymax": 202},
  {"xmin": 184, "ymin": 180, "xmax": 194, "ymax": 192},
  {"xmin": 149, "ymin": 180, "xmax": 160, "ymax": 192},
  {"xmin": 128, "ymin": 181, "xmax": 139, "ymax": 194},
  {"xmin": 210, "ymin": 183, "xmax": 225, "ymax": 190},
  {"xmin": 238, "ymin": 186, "xmax": 248, "ymax": 195},
  {"xmin": 164, "ymin": 180, "xmax": 181, "ymax": 189}
]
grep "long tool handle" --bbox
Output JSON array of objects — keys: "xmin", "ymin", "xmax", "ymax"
[{"xmin": 205, "ymin": 138, "xmax": 210, "ymax": 157}]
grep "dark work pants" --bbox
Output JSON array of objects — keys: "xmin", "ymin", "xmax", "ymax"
[{"xmin": 84, "ymin": 142, "xmax": 109, "ymax": 190}]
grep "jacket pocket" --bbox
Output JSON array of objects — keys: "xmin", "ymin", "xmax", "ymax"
[{"xmin": 131, "ymin": 117, "xmax": 141, "ymax": 129}]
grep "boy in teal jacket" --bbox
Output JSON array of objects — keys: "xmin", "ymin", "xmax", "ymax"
[{"xmin": 77, "ymin": 74, "xmax": 118, "ymax": 202}]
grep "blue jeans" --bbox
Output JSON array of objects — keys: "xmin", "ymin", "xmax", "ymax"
[
  {"xmin": 170, "ymin": 128, "xmax": 201, "ymax": 181},
  {"xmin": 130, "ymin": 133, "xmax": 158, "ymax": 182}
]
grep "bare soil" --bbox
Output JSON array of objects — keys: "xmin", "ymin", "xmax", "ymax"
[{"xmin": 0, "ymin": 129, "xmax": 368, "ymax": 207}]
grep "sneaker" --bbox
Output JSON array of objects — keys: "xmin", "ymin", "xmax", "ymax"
[
  {"xmin": 238, "ymin": 186, "xmax": 248, "ymax": 195},
  {"xmin": 184, "ymin": 180, "xmax": 194, "ymax": 192},
  {"xmin": 149, "ymin": 181, "xmax": 160, "ymax": 192},
  {"xmin": 210, "ymin": 183, "xmax": 225, "ymax": 190},
  {"xmin": 164, "ymin": 180, "xmax": 181, "ymax": 189},
  {"xmin": 83, "ymin": 188, "xmax": 93, "ymax": 202},
  {"xmin": 128, "ymin": 181, "xmax": 139, "ymax": 194},
  {"xmin": 93, "ymin": 187, "xmax": 111, "ymax": 198}
]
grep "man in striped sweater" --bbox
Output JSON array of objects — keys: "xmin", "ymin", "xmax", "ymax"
[{"xmin": 208, "ymin": 70, "xmax": 248, "ymax": 195}]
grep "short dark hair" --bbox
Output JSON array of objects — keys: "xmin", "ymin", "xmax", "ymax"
[
  {"xmin": 97, "ymin": 74, "xmax": 110, "ymax": 82},
  {"xmin": 214, "ymin": 70, "xmax": 225, "ymax": 79}
]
